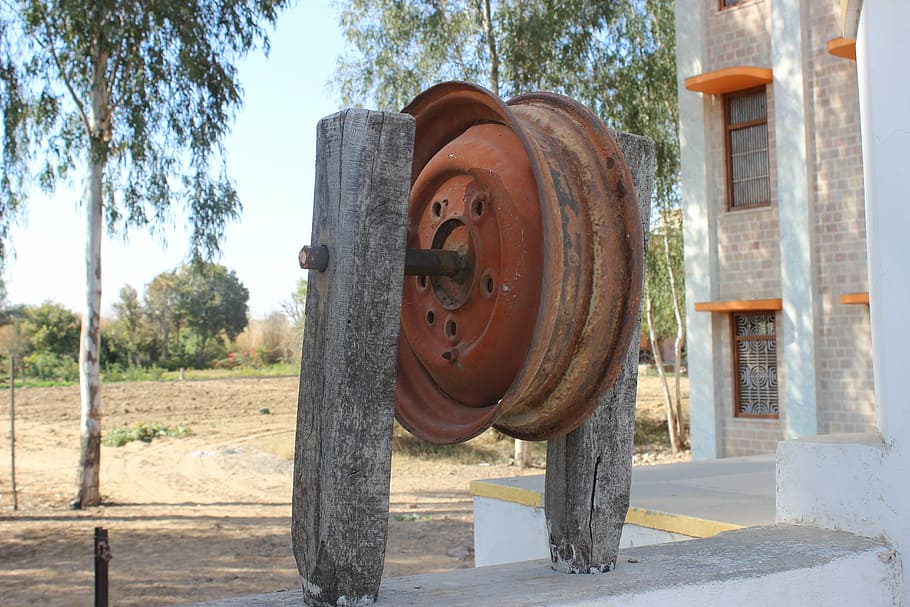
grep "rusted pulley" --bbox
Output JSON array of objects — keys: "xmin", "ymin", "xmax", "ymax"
[{"xmin": 395, "ymin": 81, "xmax": 644, "ymax": 444}]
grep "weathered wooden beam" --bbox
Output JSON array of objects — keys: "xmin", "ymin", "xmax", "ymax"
[
  {"xmin": 291, "ymin": 109, "xmax": 415, "ymax": 607},
  {"xmin": 545, "ymin": 131, "xmax": 655, "ymax": 573}
]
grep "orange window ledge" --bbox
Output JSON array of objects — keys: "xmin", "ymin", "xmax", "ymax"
[
  {"xmin": 839, "ymin": 292, "xmax": 869, "ymax": 305},
  {"xmin": 827, "ymin": 38, "xmax": 857, "ymax": 60},
  {"xmin": 684, "ymin": 66, "xmax": 773, "ymax": 95},
  {"xmin": 694, "ymin": 298, "xmax": 782, "ymax": 313}
]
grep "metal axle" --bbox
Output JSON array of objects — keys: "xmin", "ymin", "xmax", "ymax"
[{"xmin": 299, "ymin": 244, "xmax": 468, "ymax": 277}]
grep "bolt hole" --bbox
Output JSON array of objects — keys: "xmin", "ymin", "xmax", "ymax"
[
  {"xmin": 472, "ymin": 199, "xmax": 484, "ymax": 218},
  {"xmin": 426, "ymin": 310, "xmax": 435, "ymax": 326},
  {"xmin": 417, "ymin": 275, "xmax": 428, "ymax": 290},
  {"xmin": 432, "ymin": 201, "xmax": 443, "ymax": 218},
  {"xmin": 445, "ymin": 319, "xmax": 457, "ymax": 339},
  {"xmin": 484, "ymin": 275, "xmax": 494, "ymax": 295}
]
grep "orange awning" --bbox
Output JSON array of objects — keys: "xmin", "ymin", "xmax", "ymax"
[
  {"xmin": 838, "ymin": 292, "xmax": 869, "ymax": 305},
  {"xmin": 684, "ymin": 66, "xmax": 773, "ymax": 95},
  {"xmin": 694, "ymin": 298, "xmax": 782, "ymax": 313},
  {"xmin": 827, "ymin": 37, "xmax": 857, "ymax": 60}
]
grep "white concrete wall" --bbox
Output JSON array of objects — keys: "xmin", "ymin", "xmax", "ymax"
[
  {"xmin": 676, "ymin": 0, "xmax": 721, "ymax": 460},
  {"xmin": 184, "ymin": 526, "xmax": 898, "ymax": 607},
  {"xmin": 771, "ymin": 0, "xmax": 819, "ymax": 439},
  {"xmin": 776, "ymin": 2, "xmax": 910, "ymax": 605},
  {"xmin": 473, "ymin": 497, "xmax": 693, "ymax": 567}
]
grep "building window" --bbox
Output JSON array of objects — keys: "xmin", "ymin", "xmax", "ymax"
[
  {"xmin": 720, "ymin": 0, "xmax": 753, "ymax": 9},
  {"xmin": 725, "ymin": 88, "xmax": 771, "ymax": 209},
  {"xmin": 732, "ymin": 312, "xmax": 778, "ymax": 418}
]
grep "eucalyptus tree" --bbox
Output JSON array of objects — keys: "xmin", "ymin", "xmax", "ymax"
[
  {"xmin": 336, "ymin": 0, "xmax": 684, "ymax": 453},
  {"xmin": 0, "ymin": 0, "xmax": 289, "ymax": 507}
]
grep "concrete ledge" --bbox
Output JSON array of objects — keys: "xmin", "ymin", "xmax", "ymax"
[
  {"xmin": 472, "ymin": 456, "xmax": 774, "ymax": 565},
  {"xmin": 183, "ymin": 525, "xmax": 898, "ymax": 606},
  {"xmin": 777, "ymin": 432, "xmax": 892, "ymax": 538}
]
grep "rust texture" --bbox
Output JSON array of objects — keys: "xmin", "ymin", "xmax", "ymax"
[
  {"xmin": 395, "ymin": 82, "xmax": 643, "ymax": 444},
  {"xmin": 299, "ymin": 245, "xmax": 329, "ymax": 272}
]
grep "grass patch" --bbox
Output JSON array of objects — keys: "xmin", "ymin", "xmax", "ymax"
[
  {"xmin": 102, "ymin": 422, "xmax": 191, "ymax": 447},
  {"xmin": 158, "ymin": 364, "xmax": 299, "ymax": 381}
]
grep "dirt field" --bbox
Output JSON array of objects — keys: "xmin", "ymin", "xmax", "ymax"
[{"xmin": 0, "ymin": 374, "xmax": 688, "ymax": 606}]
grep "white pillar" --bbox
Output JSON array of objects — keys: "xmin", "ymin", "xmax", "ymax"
[
  {"xmin": 777, "ymin": 3, "xmax": 910, "ymax": 604},
  {"xmin": 855, "ymin": 6, "xmax": 910, "ymax": 600},
  {"xmin": 676, "ymin": 0, "xmax": 721, "ymax": 459},
  {"xmin": 771, "ymin": 0, "xmax": 818, "ymax": 439}
]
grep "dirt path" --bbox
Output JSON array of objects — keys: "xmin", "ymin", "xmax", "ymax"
[
  {"xmin": 0, "ymin": 377, "xmax": 539, "ymax": 606},
  {"xmin": 0, "ymin": 375, "xmax": 688, "ymax": 606}
]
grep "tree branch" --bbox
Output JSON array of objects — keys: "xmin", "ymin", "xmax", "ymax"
[
  {"xmin": 471, "ymin": 0, "xmax": 499, "ymax": 95},
  {"xmin": 41, "ymin": 15, "xmax": 91, "ymax": 133}
]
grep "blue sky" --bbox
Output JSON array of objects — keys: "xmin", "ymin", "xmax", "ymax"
[{"xmin": 5, "ymin": 2, "xmax": 344, "ymax": 318}]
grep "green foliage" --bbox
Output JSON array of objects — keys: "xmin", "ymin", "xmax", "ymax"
[
  {"xmin": 138, "ymin": 263, "xmax": 250, "ymax": 368},
  {"xmin": 22, "ymin": 350, "xmax": 78, "ymax": 382},
  {"xmin": 21, "ymin": 301, "xmax": 80, "ymax": 357},
  {"xmin": 100, "ymin": 364, "xmax": 166, "ymax": 383},
  {"xmin": 102, "ymin": 422, "xmax": 191, "ymax": 447},
  {"xmin": 0, "ymin": 0, "xmax": 291, "ymax": 266},
  {"xmin": 334, "ymin": 0, "xmax": 678, "ymax": 213},
  {"xmin": 174, "ymin": 262, "xmax": 250, "ymax": 367},
  {"xmin": 644, "ymin": 210, "xmax": 685, "ymax": 340}
]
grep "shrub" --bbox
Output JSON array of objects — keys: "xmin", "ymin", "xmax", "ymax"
[
  {"xmin": 102, "ymin": 422, "xmax": 191, "ymax": 447},
  {"xmin": 23, "ymin": 351, "xmax": 78, "ymax": 382}
]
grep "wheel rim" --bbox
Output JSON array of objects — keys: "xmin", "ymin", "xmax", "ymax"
[{"xmin": 396, "ymin": 82, "xmax": 643, "ymax": 444}]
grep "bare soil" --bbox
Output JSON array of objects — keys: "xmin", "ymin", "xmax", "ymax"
[{"xmin": 0, "ymin": 374, "xmax": 688, "ymax": 606}]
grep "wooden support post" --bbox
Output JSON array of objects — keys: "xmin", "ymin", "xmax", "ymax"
[
  {"xmin": 291, "ymin": 109, "xmax": 415, "ymax": 607},
  {"xmin": 9, "ymin": 355, "xmax": 16, "ymax": 511},
  {"xmin": 545, "ymin": 132, "xmax": 655, "ymax": 573}
]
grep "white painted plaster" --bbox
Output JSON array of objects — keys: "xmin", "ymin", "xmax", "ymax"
[
  {"xmin": 771, "ymin": 0, "xmax": 818, "ymax": 440},
  {"xmin": 776, "ymin": 432, "xmax": 892, "ymax": 538},
  {"xmin": 855, "ymin": 1, "xmax": 910, "ymax": 602},
  {"xmin": 473, "ymin": 497, "xmax": 548, "ymax": 567},
  {"xmin": 473, "ymin": 497, "xmax": 693, "ymax": 567},
  {"xmin": 183, "ymin": 526, "xmax": 898, "ymax": 607},
  {"xmin": 774, "ymin": 5, "xmax": 910, "ymax": 603},
  {"xmin": 676, "ymin": 0, "xmax": 721, "ymax": 459}
]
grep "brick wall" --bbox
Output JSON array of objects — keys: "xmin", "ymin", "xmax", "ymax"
[
  {"xmin": 703, "ymin": 0, "xmax": 784, "ymax": 456},
  {"xmin": 805, "ymin": 1, "xmax": 874, "ymax": 434}
]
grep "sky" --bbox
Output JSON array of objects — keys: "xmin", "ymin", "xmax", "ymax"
[{"xmin": 5, "ymin": 2, "xmax": 344, "ymax": 319}]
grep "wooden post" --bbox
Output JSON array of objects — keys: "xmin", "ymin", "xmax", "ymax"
[
  {"xmin": 94, "ymin": 527, "xmax": 110, "ymax": 607},
  {"xmin": 9, "ymin": 355, "xmax": 16, "ymax": 511},
  {"xmin": 291, "ymin": 109, "xmax": 415, "ymax": 607},
  {"xmin": 545, "ymin": 132, "xmax": 655, "ymax": 573}
]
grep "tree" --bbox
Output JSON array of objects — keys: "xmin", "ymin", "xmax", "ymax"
[
  {"xmin": 643, "ymin": 210, "xmax": 688, "ymax": 452},
  {"xmin": 110, "ymin": 285, "xmax": 145, "ymax": 367},
  {"xmin": 0, "ymin": 0, "xmax": 290, "ymax": 507},
  {"xmin": 174, "ymin": 262, "xmax": 249, "ymax": 367},
  {"xmin": 144, "ymin": 270, "xmax": 181, "ymax": 364},
  {"xmin": 335, "ymin": 0, "xmax": 683, "ymax": 454},
  {"xmin": 21, "ymin": 301, "xmax": 80, "ymax": 356},
  {"xmin": 281, "ymin": 277, "xmax": 307, "ymax": 343}
]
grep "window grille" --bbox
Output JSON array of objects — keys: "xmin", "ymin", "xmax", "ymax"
[
  {"xmin": 732, "ymin": 312, "xmax": 778, "ymax": 418},
  {"xmin": 725, "ymin": 88, "xmax": 770, "ymax": 209}
]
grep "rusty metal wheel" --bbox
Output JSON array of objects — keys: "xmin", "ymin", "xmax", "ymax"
[{"xmin": 395, "ymin": 82, "xmax": 643, "ymax": 444}]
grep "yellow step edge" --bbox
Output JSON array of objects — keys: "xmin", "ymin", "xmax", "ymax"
[
  {"xmin": 470, "ymin": 481, "xmax": 743, "ymax": 538},
  {"xmin": 470, "ymin": 480, "xmax": 543, "ymax": 508},
  {"xmin": 624, "ymin": 507, "xmax": 742, "ymax": 538}
]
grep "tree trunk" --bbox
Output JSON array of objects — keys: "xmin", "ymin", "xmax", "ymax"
[
  {"xmin": 645, "ymin": 293, "xmax": 681, "ymax": 453},
  {"xmin": 662, "ymin": 225, "xmax": 688, "ymax": 447},
  {"xmin": 74, "ymin": 140, "xmax": 104, "ymax": 508},
  {"xmin": 514, "ymin": 439, "xmax": 531, "ymax": 468},
  {"xmin": 74, "ymin": 46, "xmax": 110, "ymax": 509}
]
